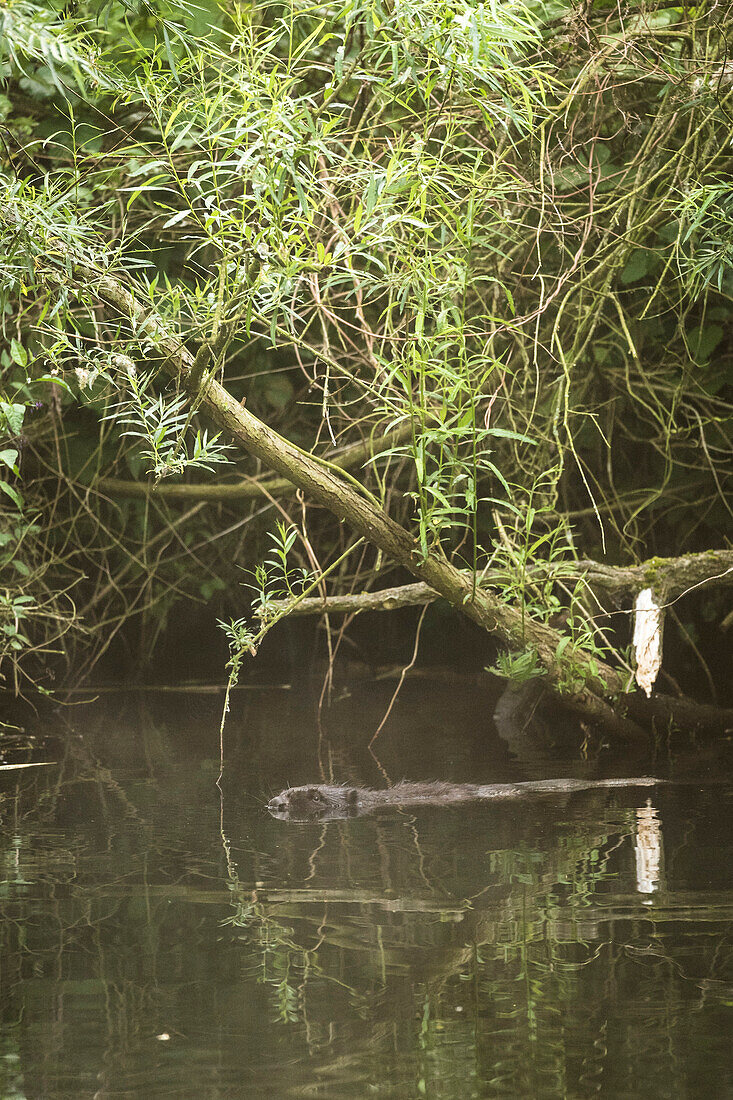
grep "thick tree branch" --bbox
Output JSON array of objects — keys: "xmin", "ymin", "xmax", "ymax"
[{"xmin": 261, "ymin": 551, "xmax": 733, "ymax": 616}]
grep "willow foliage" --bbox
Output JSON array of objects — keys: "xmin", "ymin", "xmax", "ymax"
[{"xmin": 0, "ymin": 0, "xmax": 731, "ymax": 690}]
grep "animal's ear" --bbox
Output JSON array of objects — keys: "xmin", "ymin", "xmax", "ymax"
[{"xmin": 346, "ymin": 789, "xmax": 358, "ymax": 804}]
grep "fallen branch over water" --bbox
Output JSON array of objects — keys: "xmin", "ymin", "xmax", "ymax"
[
  {"xmin": 45, "ymin": 260, "xmax": 629, "ymax": 731},
  {"xmin": 6, "ymin": 220, "xmax": 724, "ymax": 736}
]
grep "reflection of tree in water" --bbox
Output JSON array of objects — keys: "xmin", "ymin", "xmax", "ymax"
[
  {"xmin": 230, "ymin": 791, "xmax": 729, "ymax": 1099},
  {"xmin": 0, "ymin": 701, "xmax": 730, "ymax": 1098}
]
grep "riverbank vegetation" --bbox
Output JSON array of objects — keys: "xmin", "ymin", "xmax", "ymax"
[{"xmin": 1, "ymin": 0, "xmax": 731, "ymax": 727}]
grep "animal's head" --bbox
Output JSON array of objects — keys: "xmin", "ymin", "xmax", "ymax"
[{"xmin": 267, "ymin": 785, "xmax": 359, "ymax": 820}]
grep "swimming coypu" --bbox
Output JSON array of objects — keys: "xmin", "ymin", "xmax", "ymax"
[{"xmin": 267, "ymin": 778, "xmax": 662, "ymax": 820}]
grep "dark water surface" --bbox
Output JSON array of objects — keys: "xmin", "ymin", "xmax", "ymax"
[{"xmin": 1, "ymin": 678, "xmax": 732, "ymax": 1098}]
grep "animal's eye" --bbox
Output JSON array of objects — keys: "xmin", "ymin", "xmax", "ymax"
[{"xmin": 312, "ymin": 793, "xmax": 323, "ymax": 802}]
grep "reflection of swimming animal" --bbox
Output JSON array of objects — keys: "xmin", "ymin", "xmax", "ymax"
[{"xmin": 267, "ymin": 778, "xmax": 662, "ymax": 820}]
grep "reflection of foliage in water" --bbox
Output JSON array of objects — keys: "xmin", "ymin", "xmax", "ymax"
[
  {"xmin": 239, "ymin": 801, "xmax": 729, "ymax": 1097},
  {"xmin": 224, "ymin": 900, "xmax": 311, "ymax": 1024},
  {"xmin": 0, "ymin": 699, "xmax": 730, "ymax": 1097}
]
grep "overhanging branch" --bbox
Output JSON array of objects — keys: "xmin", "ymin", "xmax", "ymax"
[
  {"xmin": 12, "ymin": 238, "xmax": 725, "ymax": 735},
  {"xmin": 260, "ymin": 552, "xmax": 733, "ymax": 617},
  {"xmin": 56, "ymin": 259, "xmax": 631, "ymax": 729}
]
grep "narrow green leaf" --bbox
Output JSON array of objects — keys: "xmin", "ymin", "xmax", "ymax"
[
  {"xmin": 10, "ymin": 338, "xmax": 27, "ymax": 368},
  {"xmin": 0, "ymin": 481, "xmax": 23, "ymax": 510}
]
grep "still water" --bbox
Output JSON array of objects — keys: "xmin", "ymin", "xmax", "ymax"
[{"xmin": 1, "ymin": 676, "xmax": 731, "ymax": 1098}]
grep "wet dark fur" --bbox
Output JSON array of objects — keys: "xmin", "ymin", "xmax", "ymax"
[{"xmin": 267, "ymin": 778, "xmax": 661, "ymax": 820}]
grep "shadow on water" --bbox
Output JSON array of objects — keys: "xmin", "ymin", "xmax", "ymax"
[{"xmin": 1, "ymin": 678, "xmax": 732, "ymax": 1098}]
